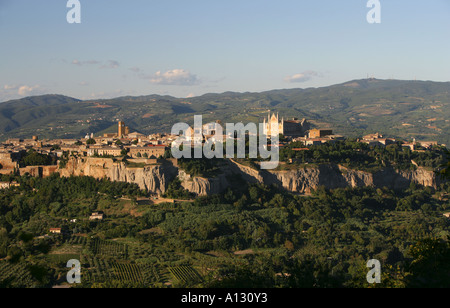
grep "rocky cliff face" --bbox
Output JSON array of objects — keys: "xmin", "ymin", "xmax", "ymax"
[
  {"xmin": 249, "ymin": 163, "xmax": 440, "ymax": 194},
  {"xmin": 179, "ymin": 170, "xmax": 231, "ymax": 196},
  {"xmin": 179, "ymin": 161, "xmax": 442, "ymax": 196},
  {"xmin": 59, "ymin": 157, "xmax": 178, "ymax": 194},
  {"xmin": 58, "ymin": 157, "xmax": 442, "ymax": 196}
]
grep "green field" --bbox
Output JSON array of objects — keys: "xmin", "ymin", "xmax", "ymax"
[{"xmin": 0, "ymin": 172, "xmax": 449, "ymax": 288}]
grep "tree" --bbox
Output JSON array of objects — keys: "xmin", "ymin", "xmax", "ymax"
[
  {"xmin": 249, "ymin": 186, "xmax": 260, "ymax": 202},
  {"xmin": 407, "ymin": 238, "xmax": 450, "ymax": 287},
  {"xmin": 20, "ymin": 150, "xmax": 54, "ymax": 167},
  {"xmin": 0, "ymin": 228, "xmax": 9, "ymax": 258},
  {"xmin": 7, "ymin": 246, "xmax": 23, "ymax": 263},
  {"xmin": 86, "ymin": 138, "xmax": 96, "ymax": 145},
  {"xmin": 284, "ymin": 240, "xmax": 295, "ymax": 251},
  {"xmin": 440, "ymin": 149, "xmax": 450, "ymax": 180},
  {"xmin": 163, "ymin": 149, "xmax": 172, "ymax": 159}
]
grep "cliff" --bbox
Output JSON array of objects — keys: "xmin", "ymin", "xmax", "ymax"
[
  {"xmin": 236, "ymin": 162, "xmax": 441, "ymax": 194},
  {"xmin": 179, "ymin": 161, "xmax": 442, "ymax": 196},
  {"xmin": 178, "ymin": 170, "xmax": 231, "ymax": 196},
  {"xmin": 58, "ymin": 157, "xmax": 178, "ymax": 195},
  {"xmin": 56, "ymin": 157, "xmax": 442, "ymax": 196}
]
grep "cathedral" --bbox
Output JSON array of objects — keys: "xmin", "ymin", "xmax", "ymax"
[{"xmin": 263, "ymin": 112, "xmax": 310, "ymax": 138}]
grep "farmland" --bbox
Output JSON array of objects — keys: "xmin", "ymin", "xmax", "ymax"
[
  {"xmin": 0, "ymin": 173, "xmax": 449, "ymax": 288},
  {"xmin": 168, "ymin": 266, "xmax": 203, "ymax": 286},
  {"xmin": 0, "ymin": 261, "xmax": 37, "ymax": 288}
]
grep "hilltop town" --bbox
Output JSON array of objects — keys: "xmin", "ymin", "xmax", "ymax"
[
  {"xmin": 0, "ymin": 113, "xmax": 448, "ymax": 290},
  {"xmin": 0, "ymin": 112, "xmax": 445, "ymax": 181}
]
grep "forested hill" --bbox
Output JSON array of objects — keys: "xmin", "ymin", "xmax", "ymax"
[{"xmin": 1, "ymin": 79, "xmax": 450, "ymax": 146}]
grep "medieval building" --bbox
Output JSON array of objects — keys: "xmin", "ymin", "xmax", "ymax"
[
  {"xmin": 118, "ymin": 121, "xmax": 130, "ymax": 137},
  {"xmin": 263, "ymin": 112, "xmax": 310, "ymax": 138}
]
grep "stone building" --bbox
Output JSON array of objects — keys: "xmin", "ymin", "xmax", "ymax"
[
  {"xmin": 263, "ymin": 113, "xmax": 310, "ymax": 138},
  {"xmin": 118, "ymin": 121, "xmax": 130, "ymax": 137},
  {"xmin": 88, "ymin": 147, "xmax": 123, "ymax": 157},
  {"xmin": 309, "ymin": 129, "xmax": 333, "ymax": 139},
  {"xmin": 128, "ymin": 145, "xmax": 166, "ymax": 158}
]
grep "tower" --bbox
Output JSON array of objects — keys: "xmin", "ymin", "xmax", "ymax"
[{"xmin": 118, "ymin": 121, "xmax": 125, "ymax": 137}]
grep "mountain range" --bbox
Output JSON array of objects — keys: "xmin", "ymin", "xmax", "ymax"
[{"xmin": 1, "ymin": 78, "xmax": 449, "ymax": 146}]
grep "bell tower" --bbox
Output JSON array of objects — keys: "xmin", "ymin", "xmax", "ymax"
[{"xmin": 118, "ymin": 121, "xmax": 125, "ymax": 137}]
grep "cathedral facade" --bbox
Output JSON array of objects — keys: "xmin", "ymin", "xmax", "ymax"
[{"xmin": 263, "ymin": 112, "xmax": 310, "ymax": 138}]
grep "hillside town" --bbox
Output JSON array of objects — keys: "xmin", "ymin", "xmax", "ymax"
[{"xmin": 0, "ymin": 112, "xmax": 444, "ymax": 178}]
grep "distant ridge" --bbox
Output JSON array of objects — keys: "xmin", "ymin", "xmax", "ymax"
[{"xmin": 1, "ymin": 79, "xmax": 449, "ymax": 146}]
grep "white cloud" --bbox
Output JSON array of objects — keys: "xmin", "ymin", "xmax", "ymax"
[
  {"xmin": 284, "ymin": 71, "xmax": 321, "ymax": 83},
  {"xmin": 149, "ymin": 69, "xmax": 200, "ymax": 86},
  {"xmin": 100, "ymin": 60, "xmax": 120, "ymax": 69},
  {"xmin": 72, "ymin": 59, "xmax": 100, "ymax": 66},
  {"xmin": 0, "ymin": 84, "xmax": 42, "ymax": 101},
  {"xmin": 71, "ymin": 59, "xmax": 119, "ymax": 69},
  {"xmin": 3, "ymin": 84, "xmax": 16, "ymax": 90},
  {"xmin": 18, "ymin": 85, "xmax": 40, "ymax": 96}
]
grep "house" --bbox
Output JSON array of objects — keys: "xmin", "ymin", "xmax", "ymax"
[
  {"xmin": 89, "ymin": 212, "xmax": 105, "ymax": 221},
  {"xmin": 49, "ymin": 228, "xmax": 62, "ymax": 234},
  {"xmin": 127, "ymin": 132, "xmax": 146, "ymax": 140},
  {"xmin": 305, "ymin": 138, "xmax": 325, "ymax": 146},
  {"xmin": 292, "ymin": 148, "xmax": 310, "ymax": 152},
  {"xmin": 202, "ymin": 121, "xmax": 223, "ymax": 136},
  {"xmin": 0, "ymin": 181, "xmax": 20, "ymax": 189},
  {"xmin": 61, "ymin": 145, "xmax": 83, "ymax": 155},
  {"xmin": 363, "ymin": 133, "xmax": 383, "ymax": 141},
  {"xmin": 309, "ymin": 129, "xmax": 333, "ymax": 139},
  {"xmin": 418, "ymin": 141, "xmax": 438, "ymax": 149},
  {"xmin": 402, "ymin": 142, "xmax": 416, "ymax": 151}
]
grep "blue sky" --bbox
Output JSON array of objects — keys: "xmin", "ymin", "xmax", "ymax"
[{"xmin": 0, "ymin": 0, "xmax": 449, "ymax": 101}]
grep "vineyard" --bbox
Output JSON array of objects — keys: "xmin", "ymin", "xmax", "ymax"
[
  {"xmin": 111, "ymin": 262, "xmax": 143, "ymax": 283},
  {"xmin": 0, "ymin": 261, "xmax": 37, "ymax": 288},
  {"xmin": 65, "ymin": 236, "xmax": 88, "ymax": 246},
  {"xmin": 83, "ymin": 256, "xmax": 114, "ymax": 282},
  {"xmin": 46, "ymin": 236, "xmax": 86, "ymax": 265},
  {"xmin": 81, "ymin": 257, "xmax": 162, "ymax": 286},
  {"xmin": 89, "ymin": 238, "xmax": 128, "ymax": 259},
  {"xmin": 33, "ymin": 235, "xmax": 169, "ymax": 287},
  {"xmin": 47, "ymin": 253, "xmax": 82, "ymax": 264},
  {"xmin": 168, "ymin": 266, "xmax": 203, "ymax": 285}
]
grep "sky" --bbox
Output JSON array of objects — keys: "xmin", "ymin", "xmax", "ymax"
[{"xmin": 0, "ymin": 0, "xmax": 449, "ymax": 102}]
